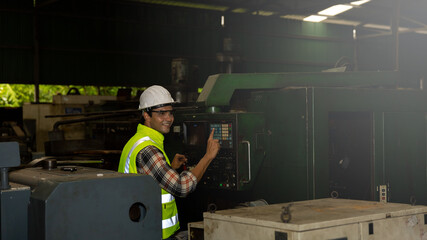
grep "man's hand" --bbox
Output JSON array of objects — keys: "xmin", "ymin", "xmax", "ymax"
[
  {"xmin": 190, "ymin": 129, "xmax": 220, "ymax": 182},
  {"xmin": 205, "ymin": 129, "xmax": 220, "ymax": 160},
  {"xmin": 171, "ymin": 153, "xmax": 188, "ymax": 170}
]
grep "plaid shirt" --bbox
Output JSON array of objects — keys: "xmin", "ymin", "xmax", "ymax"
[{"xmin": 136, "ymin": 145, "xmax": 197, "ymax": 197}]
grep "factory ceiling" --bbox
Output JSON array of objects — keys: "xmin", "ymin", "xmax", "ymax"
[
  {"xmin": 121, "ymin": 0, "xmax": 427, "ymax": 35},
  {"xmin": 32, "ymin": 0, "xmax": 427, "ymax": 36}
]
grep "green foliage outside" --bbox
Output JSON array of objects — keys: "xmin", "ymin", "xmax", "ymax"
[{"xmin": 0, "ymin": 84, "xmax": 144, "ymax": 107}]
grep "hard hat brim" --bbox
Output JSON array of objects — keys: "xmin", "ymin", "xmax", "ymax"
[{"xmin": 139, "ymin": 102, "xmax": 176, "ymax": 111}]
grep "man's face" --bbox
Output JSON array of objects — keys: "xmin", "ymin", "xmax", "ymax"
[{"xmin": 144, "ymin": 105, "xmax": 174, "ymax": 134}]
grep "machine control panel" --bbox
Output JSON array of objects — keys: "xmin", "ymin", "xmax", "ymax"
[
  {"xmin": 210, "ymin": 123, "xmax": 233, "ymax": 149},
  {"xmin": 177, "ymin": 112, "xmax": 264, "ymax": 191},
  {"xmin": 183, "ymin": 120, "xmax": 237, "ymax": 190},
  {"xmin": 202, "ymin": 148, "xmax": 236, "ymax": 189}
]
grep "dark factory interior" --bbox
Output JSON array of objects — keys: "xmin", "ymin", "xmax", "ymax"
[{"xmin": 1, "ymin": 0, "xmax": 427, "ymax": 239}]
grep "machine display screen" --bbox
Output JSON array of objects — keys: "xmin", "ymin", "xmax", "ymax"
[
  {"xmin": 210, "ymin": 122, "xmax": 233, "ymax": 149},
  {"xmin": 185, "ymin": 121, "xmax": 208, "ymax": 147},
  {"xmin": 183, "ymin": 121, "xmax": 233, "ymax": 149}
]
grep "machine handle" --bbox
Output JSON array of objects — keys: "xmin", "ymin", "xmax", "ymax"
[{"xmin": 242, "ymin": 140, "xmax": 251, "ymax": 184}]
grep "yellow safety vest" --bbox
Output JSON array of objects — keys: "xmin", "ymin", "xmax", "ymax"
[{"xmin": 118, "ymin": 124, "xmax": 180, "ymax": 239}]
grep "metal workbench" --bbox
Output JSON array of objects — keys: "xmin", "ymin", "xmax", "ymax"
[{"xmin": 202, "ymin": 198, "xmax": 427, "ymax": 240}]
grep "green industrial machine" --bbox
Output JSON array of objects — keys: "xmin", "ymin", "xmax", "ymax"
[{"xmin": 172, "ymin": 71, "xmax": 427, "ymax": 209}]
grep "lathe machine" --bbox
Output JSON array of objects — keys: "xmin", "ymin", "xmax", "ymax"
[{"xmin": 0, "ymin": 141, "xmax": 162, "ymax": 240}]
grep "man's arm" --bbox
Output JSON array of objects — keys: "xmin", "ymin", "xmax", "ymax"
[
  {"xmin": 190, "ymin": 129, "xmax": 220, "ymax": 182},
  {"xmin": 136, "ymin": 146, "xmax": 197, "ymax": 197}
]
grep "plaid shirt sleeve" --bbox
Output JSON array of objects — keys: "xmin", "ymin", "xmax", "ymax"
[{"xmin": 136, "ymin": 145, "xmax": 197, "ymax": 198}]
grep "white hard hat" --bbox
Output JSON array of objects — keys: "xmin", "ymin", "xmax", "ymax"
[{"xmin": 138, "ymin": 85, "xmax": 175, "ymax": 110}]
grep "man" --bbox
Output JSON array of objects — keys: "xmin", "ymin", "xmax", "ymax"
[{"xmin": 118, "ymin": 85, "xmax": 220, "ymax": 240}]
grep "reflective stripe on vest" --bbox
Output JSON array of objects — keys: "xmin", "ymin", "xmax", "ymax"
[
  {"xmin": 162, "ymin": 193, "xmax": 174, "ymax": 204},
  {"xmin": 162, "ymin": 213, "xmax": 179, "ymax": 229},
  {"xmin": 124, "ymin": 136, "xmax": 156, "ymax": 173}
]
